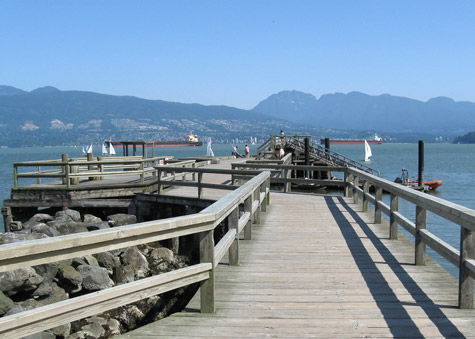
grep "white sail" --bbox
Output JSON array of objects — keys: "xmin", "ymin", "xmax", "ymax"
[
  {"xmin": 102, "ymin": 143, "xmax": 108, "ymax": 155},
  {"xmin": 364, "ymin": 140, "xmax": 372, "ymax": 162},
  {"xmin": 109, "ymin": 143, "xmax": 116, "ymax": 155},
  {"xmin": 86, "ymin": 144, "xmax": 93, "ymax": 154},
  {"xmin": 82, "ymin": 146, "xmax": 86, "ymax": 154},
  {"xmin": 206, "ymin": 138, "xmax": 214, "ymax": 157}
]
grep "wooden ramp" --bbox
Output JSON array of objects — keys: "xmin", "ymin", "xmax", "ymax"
[{"xmin": 119, "ymin": 192, "xmax": 475, "ymax": 338}]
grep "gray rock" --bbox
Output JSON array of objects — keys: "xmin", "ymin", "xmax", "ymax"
[
  {"xmin": 47, "ymin": 322, "xmax": 71, "ymax": 338},
  {"xmin": 0, "ymin": 267, "xmax": 44, "ymax": 297},
  {"xmin": 47, "ymin": 219, "xmax": 88, "ymax": 235},
  {"xmin": 85, "ymin": 221, "xmax": 110, "ymax": 231},
  {"xmin": 121, "ymin": 247, "xmax": 149, "ymax": 279},
  {"xmin": 94, "ymin": 251, "xmax": 121, "ymax": 275},
  {"xmin": 150, "ymin": 247, "xmax": 175, "ymax": 262},
  {"xmin": 105, "ymin": 318, "xmax": 121, "ymax": 336},
  {"xmin": 5, "ymin": 298, "xmax": 41, "ymax": 316},
  {"xmin": 77, "ymin": 265, "xmax": 114, "ymax": 291},
  {"xmin": 33, "ymin": 282, "xmax": 68, "ymax": 306},
  {"xmin": 29, "ymin": 213, "xmax": 55, "ymax": 223},
  {"xmin": 113, "ymin": 264, "xmax": 135, "ymax": 284},
  {"xmin": 57, "ymin": 264, "xmax": 83, "ymax": 293},
  {"xmin": 31, "ymin": 223, "xmax": 60, "ymax": 237},
  {"xmin": 34, "ymin": 264, "xmax": 58, "ymax": 285},
  {"xmin": 55, "ymin": 209, "xmax": 81, "ymax": 222},
  {"xmin": 0, "ymin": 232, "xmax": 48, "ymax": 245},
  {"xmin": 107, "ymin": 213, "xmax": 137, "ymax": 227},
  {"xmin": 72, "ymin": 255, "xmax": 99, "ymax": 268},
  {"xmin": 0, "ymin": 290, "xmax": 14, "ymax": 316},
  {"xmin": 83, "ymin": 214, "xmax": 102, "ymax": 224}
]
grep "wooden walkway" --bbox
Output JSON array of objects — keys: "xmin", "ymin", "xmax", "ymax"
[{"xmin": 119, "ymin": 189, "xmax": 475, "ymax": 338}]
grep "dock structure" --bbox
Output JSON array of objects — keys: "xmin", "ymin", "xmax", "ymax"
[{"xmin": 1, "ymin": 144, "xmax": 475, "ymax": 338}]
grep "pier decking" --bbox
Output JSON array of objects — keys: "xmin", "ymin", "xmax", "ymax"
[{"xmin": 119, "ymin": 191, "xmax": 475, "ymax": 338}]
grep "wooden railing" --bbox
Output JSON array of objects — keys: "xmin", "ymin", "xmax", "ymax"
[
  {"xmin": 0, "ymin": 170, "xmax": 271, "ymax": 338},
  {"xmin": 12, "ymin": 156, "xmax": 182, "ymax": 189},
  {"xmin": 232, "ymin": 163, "xmax": 345, "ymax": 192},
  {"xmin": 346, "ymin": 167, "xmax": 475, "ymax": 309}
]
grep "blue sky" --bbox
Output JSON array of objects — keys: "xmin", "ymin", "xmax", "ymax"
[{"xmin": 1, "ymin": 1, "xmax": 474, "ymax": 109}]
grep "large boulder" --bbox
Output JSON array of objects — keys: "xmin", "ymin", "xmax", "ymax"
[
  {"xmin": 34, "ymin": 264, "xmax": 58, "ymax": 285},
  {"xmin": 0, "ymin": 290, "xmax": 14, "ymax": 316},
  {"xmin": 5, "ymin": 298, "xmax": 42, "ymax": 316},
  {"xmin": 57, "ymin": 264, "xmax": 83, "ymax": 293},
  {"xmin": 72, "ymin": 255, "xmax": 99, "ymax": 268},
  {"xmin": 77, "ymin": 265, "xmax": 114, "ymax": 291},
  {"xmin": 0, "ymin": 232, "xmax": 48, "ymax": 245},
  {"xmin": 31, "ymin": 223, "xmax": 60, "ymax": 237},
  {"xmin": 0, "ymin": 267, "xmax": 44, "ymax": 297},
  {"xmin": 107, "ymin": 214, "xmax": 137, "ymax": 227},
  {"xmin": 33, "ymin": 282, "xmax": 69, "ymax": 306},
  {"xmin": 47, "ymin": 219, "xmax": 88, "ymax": 235},
  {"xmin": 94, "ymin": 252, "xmax": 121, "ymax": 275},
  {"xmin": 148, "ymin": 247, "xmax": 175, "ymax": 274},
  {"xmin": 83, "ymin": 214, "xmax": 103, "ymax": 224},
  {"xmin": 55, "ymin": 209, "xmax": 81, "ymax": 222},
  {"xmin": 121, "ymin": 247, "xmax": 149, "ymax": 279}
]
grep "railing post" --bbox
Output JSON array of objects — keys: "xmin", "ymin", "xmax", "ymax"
[
  {"xmin": 36, "ymin": 166, "xmax": 41, "ymax": 184},
  {"xmin": 253, "ymin": 189, "xmax": 261, "ymax": 224},
  {"xmin": 260, "ymin": 182, "xmax": 267, "ymax": 212},
  {"xmin": 458, "ymin": 227, "xmax": 474, "ymax": 309},
  {"xmin": 347, "ymin": 173, "xmax": 353, "ymax": 198},
  {"xmin": 343, "ymin": 170, "xmax": 349, "ymax": 197},
  {"xmin": 199, "ymin": 230, "xmax": 215, "ymax": 313},
  {"xmin": 374, "ymin": 186, "xmax": 382, "ymax": 224},
  {"xmin": 362, "ymin": 180, "xmax": 369, "ymax": 212},
  {"xmin": 266, "ymin": 177, "xmax": 271, "ymax": 205},
  {"xmin": 390, "ymin": 193, "xmax": 399, "ymax": 240},
  {"xmin": 353, "ymin": 176, "xmax": 359, "ymax": 204},
  {"xmin": 70, "ymin": 162, "xmax": 79, "ymax": 185},
  {"xmin": 157, "ymin": 169, "xmax": 163, "ymax": 195},
  {"xmin": 13, "ymin": 165, "xmax": 18, "ymax": 189},
  {"xmin": 244, "ymin": 195, "xmax": 252, "ymax": 240},
  {"xmin": 97, "ymin": 157, "xmax": 104, "ymax": 181},
  {"xmin": 198, "ymin": 172, "xmax": 203, "ymax": 199},
  {"xmin": 62, "ymin": 154, "xmax": 69, "ymax": 184},
  {"xmin": 415, "ymin": 205, "xmax": 427, "ymax": 265},
  {"xmin": 228, "ymin": 207, "xmax": 239, "ymax": 266},
  {"xmin": 140, "ymin": 161, "xmax": 145, "ymax": 184},
  {"xmin": 87, "ymin": 153, "xmax": 96, "ymax": 181}
]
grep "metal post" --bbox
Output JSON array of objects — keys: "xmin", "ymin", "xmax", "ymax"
[{"xmin": 418, "ymin": 140, "xmax": 424, "ymax": 190}]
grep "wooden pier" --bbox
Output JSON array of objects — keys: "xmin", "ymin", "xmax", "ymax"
[{"xmin": 1, "ymin": 138, "xmax": 475, "ymax": 338}]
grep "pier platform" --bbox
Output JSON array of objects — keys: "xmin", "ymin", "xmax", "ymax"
[{"xmin": 120, "ymin": 191, "xmax": 474, "ymax": 338}]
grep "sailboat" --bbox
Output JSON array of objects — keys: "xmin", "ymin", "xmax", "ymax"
[
  {"xmin": 102, "ymin": 143, "xmax": 108, "ymax": 155},
  {"xmin": 364, "ymin": 140, "xmax": 372, "ymax": 162},
  {"xmin": 83, "ymin": 144, "xmax": 93, "ymax": 154},
  {"xmin": 103, "ymin": 140, "xmax": 116, "ymax": 156},
  {"xmin": 206, "ymin": 138, "xmax": 215, "ymax": 157}
]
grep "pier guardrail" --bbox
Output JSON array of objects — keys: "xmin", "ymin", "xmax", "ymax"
[
  {"xmin": 11, "ymin": 156, "xmax": 189, "ymax": 189},
  {"xmin": 0, "ymin": 169, "xmax": 271, "ymax": 338},
  {"xmin": 346, "ymin": 167, "xmax": 475, "ymax": 309}
]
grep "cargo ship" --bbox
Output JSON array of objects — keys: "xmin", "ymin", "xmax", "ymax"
[
  {"xmin": 320, "ymin": 134, "xmax": 382, "ymax": 145},
  {"xmin": 111, "ymin": 132, "xmax": 203, "ymax": 147}
]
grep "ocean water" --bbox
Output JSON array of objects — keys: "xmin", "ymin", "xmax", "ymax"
[{"xmin": 0, "ymin": 142, "xmax": 474, "ymax": 277}]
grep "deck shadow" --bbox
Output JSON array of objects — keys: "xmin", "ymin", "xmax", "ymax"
[{"xmin": 325, "ymin": 196, "xmax": 464, "ymax": 338}]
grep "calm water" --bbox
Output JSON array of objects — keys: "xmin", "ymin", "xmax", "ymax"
[{"xmin": 0, "ymin": 143, "xmax": 474, "ymax": 277}]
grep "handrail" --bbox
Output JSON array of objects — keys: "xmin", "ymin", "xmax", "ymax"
[
  {"xmin": 346, "ymin": 167, "xmax": 475, "ymax": 309},
  {"xmin": 0, "ymin": 168, "xmax": 271, "ymax": 337}
]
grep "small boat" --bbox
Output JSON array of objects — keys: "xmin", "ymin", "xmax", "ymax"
[
  {"xmin": 364, "ymin": 140, "xmax": 372, "ymax": 162},
  {"xmin": 394, "ymin": 168, "xmax": 443, "ymax": 191}
]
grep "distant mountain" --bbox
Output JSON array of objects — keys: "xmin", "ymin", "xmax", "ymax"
[
  {"xmin": 0, "ymin": 86, "xmax": 309, "ymax": 147},
  {"xmin": 453, "ymin": 131, "xmax": 475, "ymax": 144},
  {"xmin": 0, "ymin": 85, "xmax": 27, "ymax": 96},
  {"xmin": 253, "ymin": 90, "xmax": 475, "ymax": 134}
]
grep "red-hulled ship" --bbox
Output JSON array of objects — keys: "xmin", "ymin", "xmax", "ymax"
[
  {"xmin": 111, "ymin": 132, "xmax": 203, "ymax": 148},
  {"xmin": 321, "ymin": 134, "xmax": 383, "ymax": 145}
]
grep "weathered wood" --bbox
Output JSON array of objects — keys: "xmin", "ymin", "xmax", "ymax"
[
  {"xmin": 390, "ymin": 193, "xmax": 399, "ymax": 240},
  {"xmin": 228, "ymin": 207, "xmax": 239, "ymax": 266},
  {"xmin": 199, "ymin": 230, "xmax": 215, "ymax": 313},
  {"xmin": 362, "ymin": 181, "xmax": 369, "ymax": 212},
  {"xmin": 214, "ymin": 229, "xmax": 236, "ymax": 268},
  {"xmin": 374, "ymin": 186, "xmax": 383, "ymax": 224},
  {"xmin": 459, "ymin": 227, "xmax": 474, "ymax": 308},
  {"xmin": 415, "ymin": 205, "xmax": 427, "ymax": 265},
  {"xmin": 243, "ymin": 196, "xmax": 252, "ymax": 240}
]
